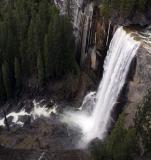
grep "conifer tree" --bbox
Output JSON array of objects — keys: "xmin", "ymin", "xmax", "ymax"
[
  {"xmin": 15, "ymin": 0, "xmax": 29, "ymax": 75},
  {"xmin": 52, "ymin": 14, "xmax": 62, "ymax": 77},
  {"xmin": 27, "ymin": 16, "xmax": 37, "ymax": 74},
  {"xmin": 39, "ymin": 0, "xmax": 50, "ymax": 33},
  {"xmin": 2, "ymin": 61, "xmax": 12, "ymax": 98},
  {"xmin": 47, "ymin": 19, "xmax": 55, "ymax": 77},
  {"xmin": 14, "ymin": 57, "xmax": 21, "ymax": 89},
  {"xmin": 44, "ymin": 34, "xmax": 49, "ymax": 79},
  {"xmin": 0, "ymin": 66, "xmax": 6, "ymax": 102},
  {"xmin": 37, "ymin": 53, "xmax": 45, "ymax": 84},
  {"xmin": 0, "ymin": 0, "xmax": 78, "ymax": 100}
]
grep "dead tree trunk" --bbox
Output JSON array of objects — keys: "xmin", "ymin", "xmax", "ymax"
[{"xmin": 3, "ymin": 110, "xmax": 10, "ymax": 131}]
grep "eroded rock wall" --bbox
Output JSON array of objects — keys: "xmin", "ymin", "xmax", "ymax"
[{"xmin": 124, "ymin": 46, "xmax": 151, "ymax": 127}]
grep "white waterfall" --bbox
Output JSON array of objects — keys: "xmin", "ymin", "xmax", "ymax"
[
  {"xmin": 62, "ymin": 27, "xmax": 140, "ymax": 147},
  {"xmin": 83, "ymin": 27, "xmax": 140, "ymax": 141}
]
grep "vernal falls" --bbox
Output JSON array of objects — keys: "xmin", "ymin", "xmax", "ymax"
[{"xmin": 61, "ymin": 26, "xmax": 140, "ymax": 148}]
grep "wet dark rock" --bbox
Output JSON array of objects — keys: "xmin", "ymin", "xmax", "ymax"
[
  {"xmin": 50, "ymin": 123, "xmax": 67, "ymax": 137},
  {"xmin": 22, "ymin": 100, "xmax": 34, "ymax": 113},
  {"xmin": 7, "ymin": 116, "xmax": 13, "ymax": 125},
  {"xmin": 0, "ymin": 114, "xmax": 81, "ymax": 151},
  {"xmin": 18, "ymin": 115, "xmax": 31, "ymax": 126}
]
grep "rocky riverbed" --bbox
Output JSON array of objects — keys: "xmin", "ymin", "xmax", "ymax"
[{"xmin": 0, "ymin": 98, "xmax": 91, "ymax": 160}]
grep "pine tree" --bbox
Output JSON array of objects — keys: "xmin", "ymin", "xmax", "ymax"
[
  {"xmin": 138, "ymin": 0, "xmax": 146, "ymax": 11},
  {"xmin": 47, "ymin": 19, "xmax": 55, "ymax": 78},
  {"xmin": 0, "ymin": 0, "xmax": 78, "ymax": 101},
  {"xmin": 61, "ymin": 16, "xmax": 78, "ymax": 75},
  {"xmin": 2, "ymin": 61, "xmax": 12, "ymax": 98},
  {"xmin": 37, "ymin": 53, "xmax": 45, "ymax": 84},
  {"xmin": 52, "ymin": 14, "xmax": 62, "ymax": 77},
  {"xmin": 111, "ymin": 0, "xmax": 122, "ymax": 10},
  {"xmin": 44, "ymin": 34, "xmax": 49, "ymax": 79},
  {"xmin": 100, "ymin": 0, "xmax": 111, "ymax": 18},
  {"xmin": 27, "ymin": 16, "xmax": 37, "ymax": 74},
  {"xmin": 0, "ymin": 66, "xmax": 6, "ymax": 102},
  {"xmin": 15, "ymin": 0, "xmax": 29, "ymax": 76},
  {"xmin": 39, "ymin": 0, "xmax": 50, "ymax": 33},
  {"xmin": 14, "ymin": 57, "xmax": 21, "ymax": 89}
]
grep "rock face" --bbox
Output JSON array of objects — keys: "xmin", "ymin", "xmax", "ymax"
[
  {"xmin": 0, "ymin": 115, "xmax": 90, "ymax": 160},
  {"xmin": 74, "ymin": 0, "xmax": 151, "ymax": 128},
  {"xmin": 124, "ymin": 46, "xmax": 151, "ymax": 127},
  {"xmin": 73, "ymin": 0, "xmax": 151, "ymax": 71},
  {"xmin": 109, "ymin": 9, "xmax": 151, "ymax": 26}
]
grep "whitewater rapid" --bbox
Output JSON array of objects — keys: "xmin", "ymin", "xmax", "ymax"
[{"xmin": 0, "ymin": 100, "xmax": 57, "ymax": 127}]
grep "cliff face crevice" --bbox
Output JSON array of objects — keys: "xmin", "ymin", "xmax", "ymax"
[{"xmin": 75, "ymin": 4, "xmax": 114, "ymax": 77}]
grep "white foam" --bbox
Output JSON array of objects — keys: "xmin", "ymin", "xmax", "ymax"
[{"xmin": 0, "ymin": 100, "xmax": 57, "ymax": 127}]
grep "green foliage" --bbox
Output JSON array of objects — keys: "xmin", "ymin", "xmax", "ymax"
[
  {"xmin": 135, "ymin": 90, "xmax": 151, "ymax": 152},
  {"xmin": 111, "ymin": 0, "xmax": 123, "ymax": 10},
  {"xmin": 137, "ymin": 0, "xmax": 146, "ymax": 11},
  {"xmin": 120, "ymin": 0, "xmax": 135, "ymax": 16},
  {"xmin": 46, "ymin": 14, "xmax": 78, "ymax": 78},
  {"xmin": 90, "ymin": 141, "xmax": 108, "ymax": 160},
  {"xmin": 2, "ymin": 61, "xmax": 13, "ymax": 98},
  {"xmin": 91, "ymin": 114, "xmax": 138, "ymax": 160},
  {"xmin": 91, "ymin": 90, "xmax": 151, "ymax": 160},
  {"xmin": 100, "ymin": 1, "xmax": 111, "ymax": 19},
  {"xmin": 37, "ymin": 53, "xmax": 45, "ymax": 84},
  {"xmin": 14, "ymin": 57, "xmax": 21, "ymax": 89},
  {"xmin": 0, "ymin": 67, "xmax": 6, "ymax": 102},
  {"xmin": 0, "ymin": 0, "xmax": 78, "ymax": 100},
  {"xmin": 106, "ymin": 115, "xmax": 138, "ymax": 160},
  {"xmin": 44, "ymin": 34, "xmax": 49, "ymax": 79}
]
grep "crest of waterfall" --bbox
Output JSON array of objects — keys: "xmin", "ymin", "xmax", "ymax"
[
  {"xmin": 133, "ymin": 26, "xmax": 151, "ymax": 45},
  {"xmin": 61, "ymin": 26, "xmax": 140, "ymax": 147},
  {"xmin": 128, "ymin": 26, "xmax": 151, "ymax": 53}
]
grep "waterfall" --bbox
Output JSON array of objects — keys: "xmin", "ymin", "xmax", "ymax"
[
  {"xmin": 62, "ymin": 27, "xmax": 140, "ymax": 147},
  {"xmin": 84, "ymin": 27, "xmax": 140, "ymax": 141}
]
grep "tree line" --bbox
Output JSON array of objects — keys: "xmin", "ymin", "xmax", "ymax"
[{"xmin": 0, "ymin": 0, "xmax": 79, "ymax": 102}]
